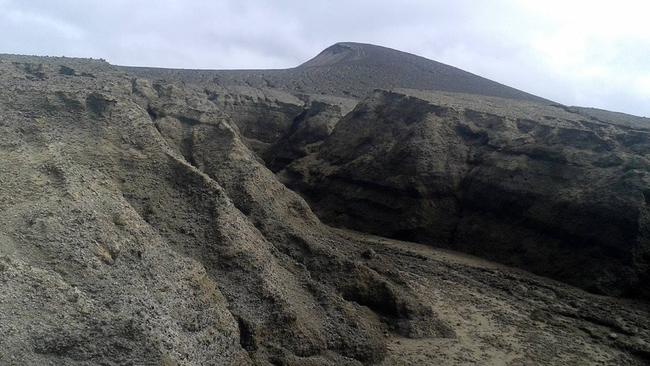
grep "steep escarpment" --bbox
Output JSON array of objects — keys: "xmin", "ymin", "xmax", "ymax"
[
  {"xmin": 0, "ymin": 57, "xmax": 453, "ymax": 365},
  {"xmin": 264, "ymin": 100, "xmax": 351, "ymax": 172},
  {"xmin": 126, "ymin": 72, "xmax": 357, "ymax": 159},
  {"xmin": 282, "ymin": 90, "xmax": 650, "ymax": 299},
  {"xmin": 2, "ymin": 49, "xmax": 650, "ymax": 366}
]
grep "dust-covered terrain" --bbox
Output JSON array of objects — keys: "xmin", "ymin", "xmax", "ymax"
[{"xmin": 0, "ymin": 43, "xmax": 649, "ymax": 365}]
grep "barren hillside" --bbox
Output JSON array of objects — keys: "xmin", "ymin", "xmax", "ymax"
[
  {"xmin": 122, "ymin": 42, "xmax": 549, "ymax": 102},
  {"xmin": 0, "ymin": 44, "xmax": 648, "ymax": 365}
]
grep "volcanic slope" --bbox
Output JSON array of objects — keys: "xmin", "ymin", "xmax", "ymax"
[
  {"xmin": 0, "ymin": 47, "xmax": 648, "ymax": 366},
  {"xmin": 124, "ymin": 43, "xmax": 649, "ymax": 301},
  {"xmin": 122, "ymin": 42, "xmax": 548, "ymax": 102}
]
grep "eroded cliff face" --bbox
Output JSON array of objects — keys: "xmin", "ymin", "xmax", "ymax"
[
  {"xmin": 1, "ymin": 53, "xmax": 650, "ymax": 366},
  {"xmin": 282, "ymin": 90, "xmax": 650, "ymax": 299},
  {"xmin": 0, "ymin": 58, "xmax": 453, "ymax": 365},
  {"xmin": 1, "ymin": 55, "xmax": 502, "ymax": 366}
]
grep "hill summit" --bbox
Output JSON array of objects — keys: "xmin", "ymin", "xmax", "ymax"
[{"xmin": 124, "ymin": 42, "xmax": 549, "ymax": 102}]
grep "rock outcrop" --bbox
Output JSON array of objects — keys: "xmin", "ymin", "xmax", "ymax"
[
  {"xmin": 0, "ymin": 56, "xmax": 459, "ymax": 365},
  {"xmin": 1, "ymin": 45, "xmax": 649, "ymax": 365},
  {"xmin": 281, "ymin": 89, "xmax": 650, "ymax": 299}
]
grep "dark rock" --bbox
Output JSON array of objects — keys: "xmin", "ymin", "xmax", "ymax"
[
  {"xmin": 1, "ymin": 46, "xmax": 649, "ymax": 366},
  {"xmin": 283, "ymin": 90, "xmax": 650, "ymax": 299}
]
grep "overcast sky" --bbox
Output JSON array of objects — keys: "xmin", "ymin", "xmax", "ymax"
[{"xmin": 1, "ymin": 0, "xmax": 649, "ymax": 116}]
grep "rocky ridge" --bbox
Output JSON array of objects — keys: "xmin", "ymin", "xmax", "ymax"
[{"xmin": 0, "ymin": 45, "xmax": 648, "ymax": 366}]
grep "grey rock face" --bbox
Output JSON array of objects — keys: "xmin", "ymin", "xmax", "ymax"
[
  {"xmin": 264, "ymin": 100, "xmax": 348, "ymax": 172},
  {"xmin": 0, "ymin": 56, "xmax": 459, "ymax": 365},
  {"xmin": 282, "ymin": 90, "xmax": 650, "ymax": 299},
  {"xmin": 1, "ymin": 48, "xmax": 650, "ymax": 366}
]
